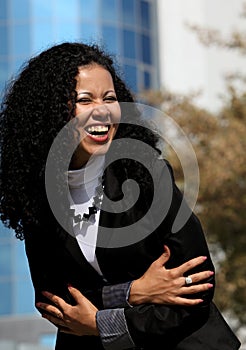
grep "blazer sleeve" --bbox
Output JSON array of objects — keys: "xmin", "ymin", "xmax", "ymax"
[
  {"xmin": 124, "ymin": 158, "xmax": 216, "ymax": 348},
  {"xmin": 23, "ymin": 230, "xmax": 72, "ymax": 310}
]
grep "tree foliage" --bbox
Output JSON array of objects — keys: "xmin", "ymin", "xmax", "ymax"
[{"xmin": 139, "ymin": 3, "xmax": 246, "ymax": 327}]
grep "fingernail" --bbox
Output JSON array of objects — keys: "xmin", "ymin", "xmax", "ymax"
[
  {"xmin": 203, "ymin": 256, "xmax": 207, "ymax": 260},
  {"xmin": 42, "ymin": 291, "xmax": 50, "ymax": 296},
  {"xmin": 209, "ymin": 271, "xmax": 214, "ymax": 275},
  {"xmin": 208, "ymin": 284, "xmax": 213, "ymax": 288}
]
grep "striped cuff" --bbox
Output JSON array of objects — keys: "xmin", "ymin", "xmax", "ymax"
[
  {"xmin": 96, "ymin": 308, "xmax": 135, "ymax": 350},
  {"xmin": 102, "ymin": 281, "xmax": 133, "ymax": 308}
]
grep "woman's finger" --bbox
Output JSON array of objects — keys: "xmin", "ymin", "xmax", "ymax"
[
  {"xmin": 67, "ymin": 285, "xmax": 85, "ymax": 304},
  {"xmin": 152, "ymin": 245, "xmax": 171, "ymax": 267},
  {"xmin": 174, "ymin": 256, "xmax": 208, "ymax": 276},
  {"xmin": 179, "ymin": 282, "xmax": 213, "ymax": 295},
  {"xmin": 170, "ymin": 297, "xmax": 204, "ymax": 306},
  {"xmin": 59, "ymin": 327, "xmax": 74, "ymax": 334},
  {"xmin": 36, "ymin": 301, "xmax": 63, "ymax": 319},
  {"xmin": 42, "ymin": 312, "xmax": 66, "ymax": 328},
  {"xmin": 37, "ymin": 291, "xmax": 69, "ymax": 318},
  {"xmin": 41, "ymin": 290, "xmax": 68, "ymax": 310},
  {"xmin": 187, "ymin": 270, "xmax": 214, "ymax": 284}
]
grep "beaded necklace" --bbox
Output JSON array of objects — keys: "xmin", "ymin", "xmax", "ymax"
[{"xmin": 70, "ymin": 177, "xmax": 104, "ymax": 223}]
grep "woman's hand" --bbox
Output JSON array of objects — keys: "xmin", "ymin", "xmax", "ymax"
[
  {"xmin": 36, "ymin": 287, "xmax": 99, "ymax": 336},
  {"xmin": 129, "ymin": 245, "xmax": 214, "ymax": 306},
  {"xmin": 36, "ymin": 246, "xmax": 213, "ymax": 334}
]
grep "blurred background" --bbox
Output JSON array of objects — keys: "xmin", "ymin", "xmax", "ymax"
[{"xmin": 0, "ymin": 0, "xmax": 245, "ymax": 349}]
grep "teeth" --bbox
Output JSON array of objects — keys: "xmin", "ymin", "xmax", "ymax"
[{"xmin": 86, "ymin": 125, "xmax": 109, "ymax": 133}]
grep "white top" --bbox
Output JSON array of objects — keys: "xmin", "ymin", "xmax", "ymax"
[{"xmin": 68, "ymin": 155, "xmax": 105, "ymax": 276}]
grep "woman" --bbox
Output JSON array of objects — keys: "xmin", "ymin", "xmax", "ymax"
[{"xmin": 0, "ymin": 42, "xmax": 240, "ymax": 349}]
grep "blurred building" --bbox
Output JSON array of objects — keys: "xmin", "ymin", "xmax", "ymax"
[
  {"xmin": 157, "ymin": 0, "xmax": 246, "ymax": 112},
  {"xmin": 0, "ymin": 0, "xmax": 159, "ymax": 95},
  {"xmin": 0, "ymin": 0, "xmax": 159, "ymax": 349}
]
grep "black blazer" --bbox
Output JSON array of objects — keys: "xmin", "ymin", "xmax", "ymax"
[{"xmin": 24, "ymin": 158, "xmax": 241, "ymax": 350}]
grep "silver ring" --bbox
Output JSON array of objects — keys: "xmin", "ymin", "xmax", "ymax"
[{"xmin": 185, "ymin": 276, "xmax": 193, "ymax": 285}]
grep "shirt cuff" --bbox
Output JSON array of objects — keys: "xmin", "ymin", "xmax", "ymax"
[
  {"xmin": 102, "ymin": 281, "xmax": 133, "ymax": 308},
  {"xmin": 96, "ymin": 308, "xmax": 135, "ymax": 350}
]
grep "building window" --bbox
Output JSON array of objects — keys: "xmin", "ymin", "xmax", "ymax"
[
  {"xmin": 121, "ymin": 0, "xmax": 136, "ymax": 25},
  {"xmin": 123, "ymin": 30, "xmax": 136, "ymax": 59},
  {"xmin": 81, "ymin": 22, "xmax": 100, "ymax": 42},
  {"xmin": 0, "ymin": 25, "xmax": 8, "ymax": 56},
  {"xmin": 102, "ymin": 25, "xmax": 119, "ymax": 54},
  {"xmin": 0, "ymin": 0, "xmax": 7, "ymax": 21},
  {"xmin": 101, "ymin": 0, "xmax": 118, "ymax": 22},
  {"xmin": 15, "ymin": 278, "xmax": 36, "ymax": 314},
  {"xmin": 123, "ymin": 64, "xmax": 137, "ymax": 92},
  {"xmin": 0, "ymin": 281, "xmax": 12, "ymax": 314},
  {"xmin": 140, "ymin": 0, "xmax": 150, "ymax": 30},
  {"xmin": 12, "ymin": 24, "xmax": 31, "ymax": 57},
  {"xmin": 0, "ymin": 60, "xmax": 9, "ymax": 92},
  {"xmin": 143, "ymin": 70, "xmax": 151, "ymax": 89},
  {"xmin": 12, "ymin": 24, "xmax": 31, "ymax": 56},
  {"xmin": 0, "ymin": 242, "xmax": 11, "ymax": 276},
  {"xmin": 11, "ymin": 0, "xmax": 30, "ymax": 21},
  {"xmin": 141, "ymin": 33, "xmax": 151, "ymax": 64}
]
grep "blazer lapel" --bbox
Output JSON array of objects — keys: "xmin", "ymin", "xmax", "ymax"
[{"xmin": 57, "ymin": 225, "xmax": 103, "ymax": 280}]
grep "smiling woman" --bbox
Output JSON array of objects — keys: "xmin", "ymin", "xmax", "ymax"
[
  {"xmin": 70, "ymin": 64, "xmax": 121, "ymax": 169},
  {"xmin": 0, "ymin": 42, "xmax": 240, "ymax": 350}
]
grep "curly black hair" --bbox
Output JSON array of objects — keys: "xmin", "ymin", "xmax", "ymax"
[{"xmin": 0, "ymin": 42, "xmax": 160, "ymax": 240}]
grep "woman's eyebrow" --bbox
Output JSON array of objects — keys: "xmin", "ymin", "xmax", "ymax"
[
  {"xmin": 77, "ymin": 91, "xmax": 92, "ymax": 96},
  {"xmin": 77, "ymin": 90, "xmax": 116, "ymax": 96}
]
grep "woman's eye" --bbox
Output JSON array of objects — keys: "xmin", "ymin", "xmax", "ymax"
[
  {"xmin": 76, "ymin": 96, "xmax": 117, "ymax": 104},
  {"xmin": 76, "ymin": 98, "xmax": 91, "ymax": 104},
  {"xmin": 104, "ymin": 96, "xmax": 117, "ymax": 102}
]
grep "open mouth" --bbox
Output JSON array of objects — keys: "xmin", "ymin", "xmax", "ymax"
[{"xmin": 85, "ymin": 124, "xmax": 111, "ymax": 141}]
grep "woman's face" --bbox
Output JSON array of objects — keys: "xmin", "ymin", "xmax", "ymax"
[{"xmin": 70, "ymin": 63, "xmax": 121, "ymax": 169}]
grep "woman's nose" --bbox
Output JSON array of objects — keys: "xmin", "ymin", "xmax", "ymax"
[{"xmin": 91, "ymin": 105, "xmax": 110, "ymax": 121}]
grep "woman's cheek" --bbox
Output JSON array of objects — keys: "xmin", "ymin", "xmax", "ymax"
[{"xmin": 110, "ymin": 102, "xmax": 121, "ymax": 123}]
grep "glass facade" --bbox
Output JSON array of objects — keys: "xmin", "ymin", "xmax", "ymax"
[
  {"xmin": 0, "ymin": 0, "xmax": 159, "ymax": 95},
  {"xmin": 0, "ymin": 224, "xmax": 35, "ymax": 316},
  {"xmin": 0, "ymin": 0, "xmax": 159, "ymax": 347}
]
